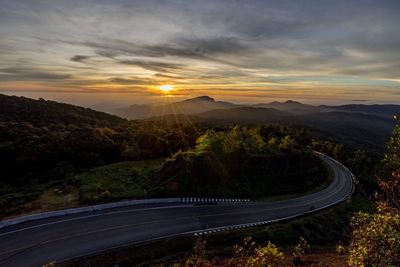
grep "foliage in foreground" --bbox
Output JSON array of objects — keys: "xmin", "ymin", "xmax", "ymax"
[
  {"xmin": 181, "ymin": 237, "xmax": 285, "ymax": 267},
  {"xmin": 348, "ymin": 117, "xmax": 400, "ymax": 267},
  {"xmin": 349, "ymin": 207, "xmax": 400, "ymax": 267},
  {"xmin": 291, "ymin": 237, "xmax": 310, "ymax": 266},
  {"xmin": 234, "ymin": 237, "xmax": 284, "ymax": 267},
  {"xmin": 175, "ymin": 236, "xmax": 326, "ymax": 267}
]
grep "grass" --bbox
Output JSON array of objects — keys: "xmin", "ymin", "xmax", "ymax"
[
  {"xmin": 0, "ymin": 179, "xmax": 71, "ymax": 219},
  {"xmin": 1, "ymin": 158, "xmax": 166, "ymax": 219},
  {"xmin": 21, "ymin": 186, "xmax": 79, "ymax": 214},
  {"xmin": 75, "ymin": 158, "xmax": 165, "ymax": 204}
]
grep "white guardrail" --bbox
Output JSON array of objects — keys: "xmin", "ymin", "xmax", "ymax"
[{"xmin": 0, "ymin": 197, "xmax": 250, "ymax": 229}]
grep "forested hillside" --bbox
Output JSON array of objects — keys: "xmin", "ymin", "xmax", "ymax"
[
  {"xmin": 187, "ymin": 107, "xmax": 395, "ymax": 152},
  {"xmin": 160, "ymin": 126, "xmax": 327, "ymax": 197},
  {"xmin": 136, "ymin": 96, "xmax": 397, "ymax": 152},
  {"xmin": 0, "ymin": 94, "xmax": 198, "ymax": 216},
  {"xmin": 0, "ymin": 94, "xmax": 379, "ymax": 218}
]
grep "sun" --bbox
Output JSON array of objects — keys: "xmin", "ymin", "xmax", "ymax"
[{"xmin": 159, "ymin": 84, "xmax": 174, "ymax": 92}]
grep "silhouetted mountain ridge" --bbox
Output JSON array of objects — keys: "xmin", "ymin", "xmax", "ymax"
[
  {"xmin": 111, "ymin": 95, "xmax": 240, "ymax": 119},
  {"xmin": 253, "ymin": 100, "xmax": 321, "ymax": 114},
  {"xmin": 321, "ymin": 104, "xmax": 400, "ymax": 118},
  {"xmin": 111, "ymin": 95, "xmax": 400, "ymax": 120},
  {"xmin": 180, "ymin": 95, "xmax": 215, "ymax": 103},
  {"xmin": 138, "ymin": 96, "xmax": 399, "ymax": 152}
]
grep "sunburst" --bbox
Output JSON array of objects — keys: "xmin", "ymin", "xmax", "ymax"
[{"xmin": 158, "ymin": 84, "xmax": 174, "ymax": 92}]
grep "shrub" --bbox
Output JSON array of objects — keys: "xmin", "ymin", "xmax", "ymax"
[
  {"xmin": 233, "ymin": 236, "xmax": 284, "ymax": 267},
  {"xmin": 292, "ymin": 237, "xmax": 310, "ymax": 266},
  {"xmin": 185, "ymin": 238, "xmax": 207, "ymax": 267},
  {"xmin": 247, "ymin": 241, "xmax": 284, "ymax": 267},
  {"xmin": 233, "ymin": 236, "xmax": 257, "ymax": 266},
  {"xmin": 348, "ymin": 207, "xmax": 400, "ymax": 267},
  {"xmin": 336, "ymin": 243, "xmax": 346, "ymax": 255}
]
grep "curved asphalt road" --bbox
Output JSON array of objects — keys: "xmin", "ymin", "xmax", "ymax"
[{"xmin": 0, "ymin": 154, "xmax": 354, "ymax": 267}]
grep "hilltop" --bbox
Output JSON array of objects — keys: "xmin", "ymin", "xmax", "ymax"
[{"xmin": 0, "ymin": 94, "xmax": 126, "ymax": 127}]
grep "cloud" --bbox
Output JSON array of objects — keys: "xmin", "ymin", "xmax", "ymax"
[
  {"xmin": 81, "ymin": 36, "xmax": 253, "ymax": 64},
  {"xmin": 70, "ymin": 55, "xmax": 90, "ymax": 63},
  {"xmin": 118, "ymin": 60, "xmax": 184, "ymax": 72},
  {"xmin": 0, "ymin": 67, "xmax": 72, "ymax": 80},
  {"xmin": 1, "ymin": 0, "xmax": 400, "ymax": 104},
  {"xmin": 108, "ymin": 77, "xmax": 154, "ymax": 85}
]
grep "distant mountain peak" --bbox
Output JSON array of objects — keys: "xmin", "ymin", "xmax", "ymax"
[
  {"xmin": 269, "ymin": 100, "xmax": 302, "ymax": 105},
  {"xmin": 181, "ymin": 96, "xmax": 215, "ymax": 103},
  {"xmin": 284, "ymin": 100, "xmax": 301, "ymax": 104}
]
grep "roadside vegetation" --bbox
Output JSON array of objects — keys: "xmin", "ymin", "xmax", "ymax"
[
  {"xmin": 1, "ymin": 125, "xmax": 332, "ymax": 217},
  {"xmin": 2, "ymin": 159, "xmax": 166, "ymax": 218},
  {"xmin": 73, "ymin": 159, "xmax": 164, "ymax": 203}
]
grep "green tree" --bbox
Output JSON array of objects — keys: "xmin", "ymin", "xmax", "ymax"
[
  {"xmin": 349, "ymin": 210, "xmax": 400, "ymax": 267},
  {"xmin": 385, "ymin": 117, "xmax": 400, "ymax": 167},
  {"xmin": 195, "ymin": 130, "xmax": 225, "ymax": 155},
  {"xmin": 349, "ymin": 116, "xmax": 400, "ymax": 266},
  {"xmin": 278, "ymin": 135, "xmax": 296, "ymax": 151}
]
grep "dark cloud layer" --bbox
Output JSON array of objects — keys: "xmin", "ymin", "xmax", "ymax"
[
  {"xmin": 108, "ymin": 77, "xmax": 154, "ymax": 85},
  {"xmin": 70, "ymin": 55, "xmax": 90, "ymax": 63},
  {"xmin": 0, "ymin": 67, "xmax": 72, "ymax": 80},
  {"xmin": 85, "ymin": 36, "xmax": 251, "ymax": 62}
]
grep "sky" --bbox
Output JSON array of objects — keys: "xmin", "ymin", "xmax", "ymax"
[{"xmin": 1, "ymin": 0, "xmax": 400, "ymax": 108}]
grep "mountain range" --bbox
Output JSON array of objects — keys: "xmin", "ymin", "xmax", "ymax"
[
  {"xmin": 110, "ymin": 96, "xmax": 238, "ymax": 119},
  {"xmin": 109, "ymin": 96, "xmax": 398, "ymax": 152},
  {"xmin": 1, "ymin": 94, "xmax": 398, "ymax": 152},
  {"xmin": 111, "ymin": 96, "xmax": 399, "ymax": 120}
]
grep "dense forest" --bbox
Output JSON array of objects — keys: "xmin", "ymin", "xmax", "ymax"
[
  {"xmin": 0, "ymin": 94, "xmax": 379, "ymax": 217},
  {"xmin": 160, "ymin": 126, "xmax": 327, "ymax": 197}
]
